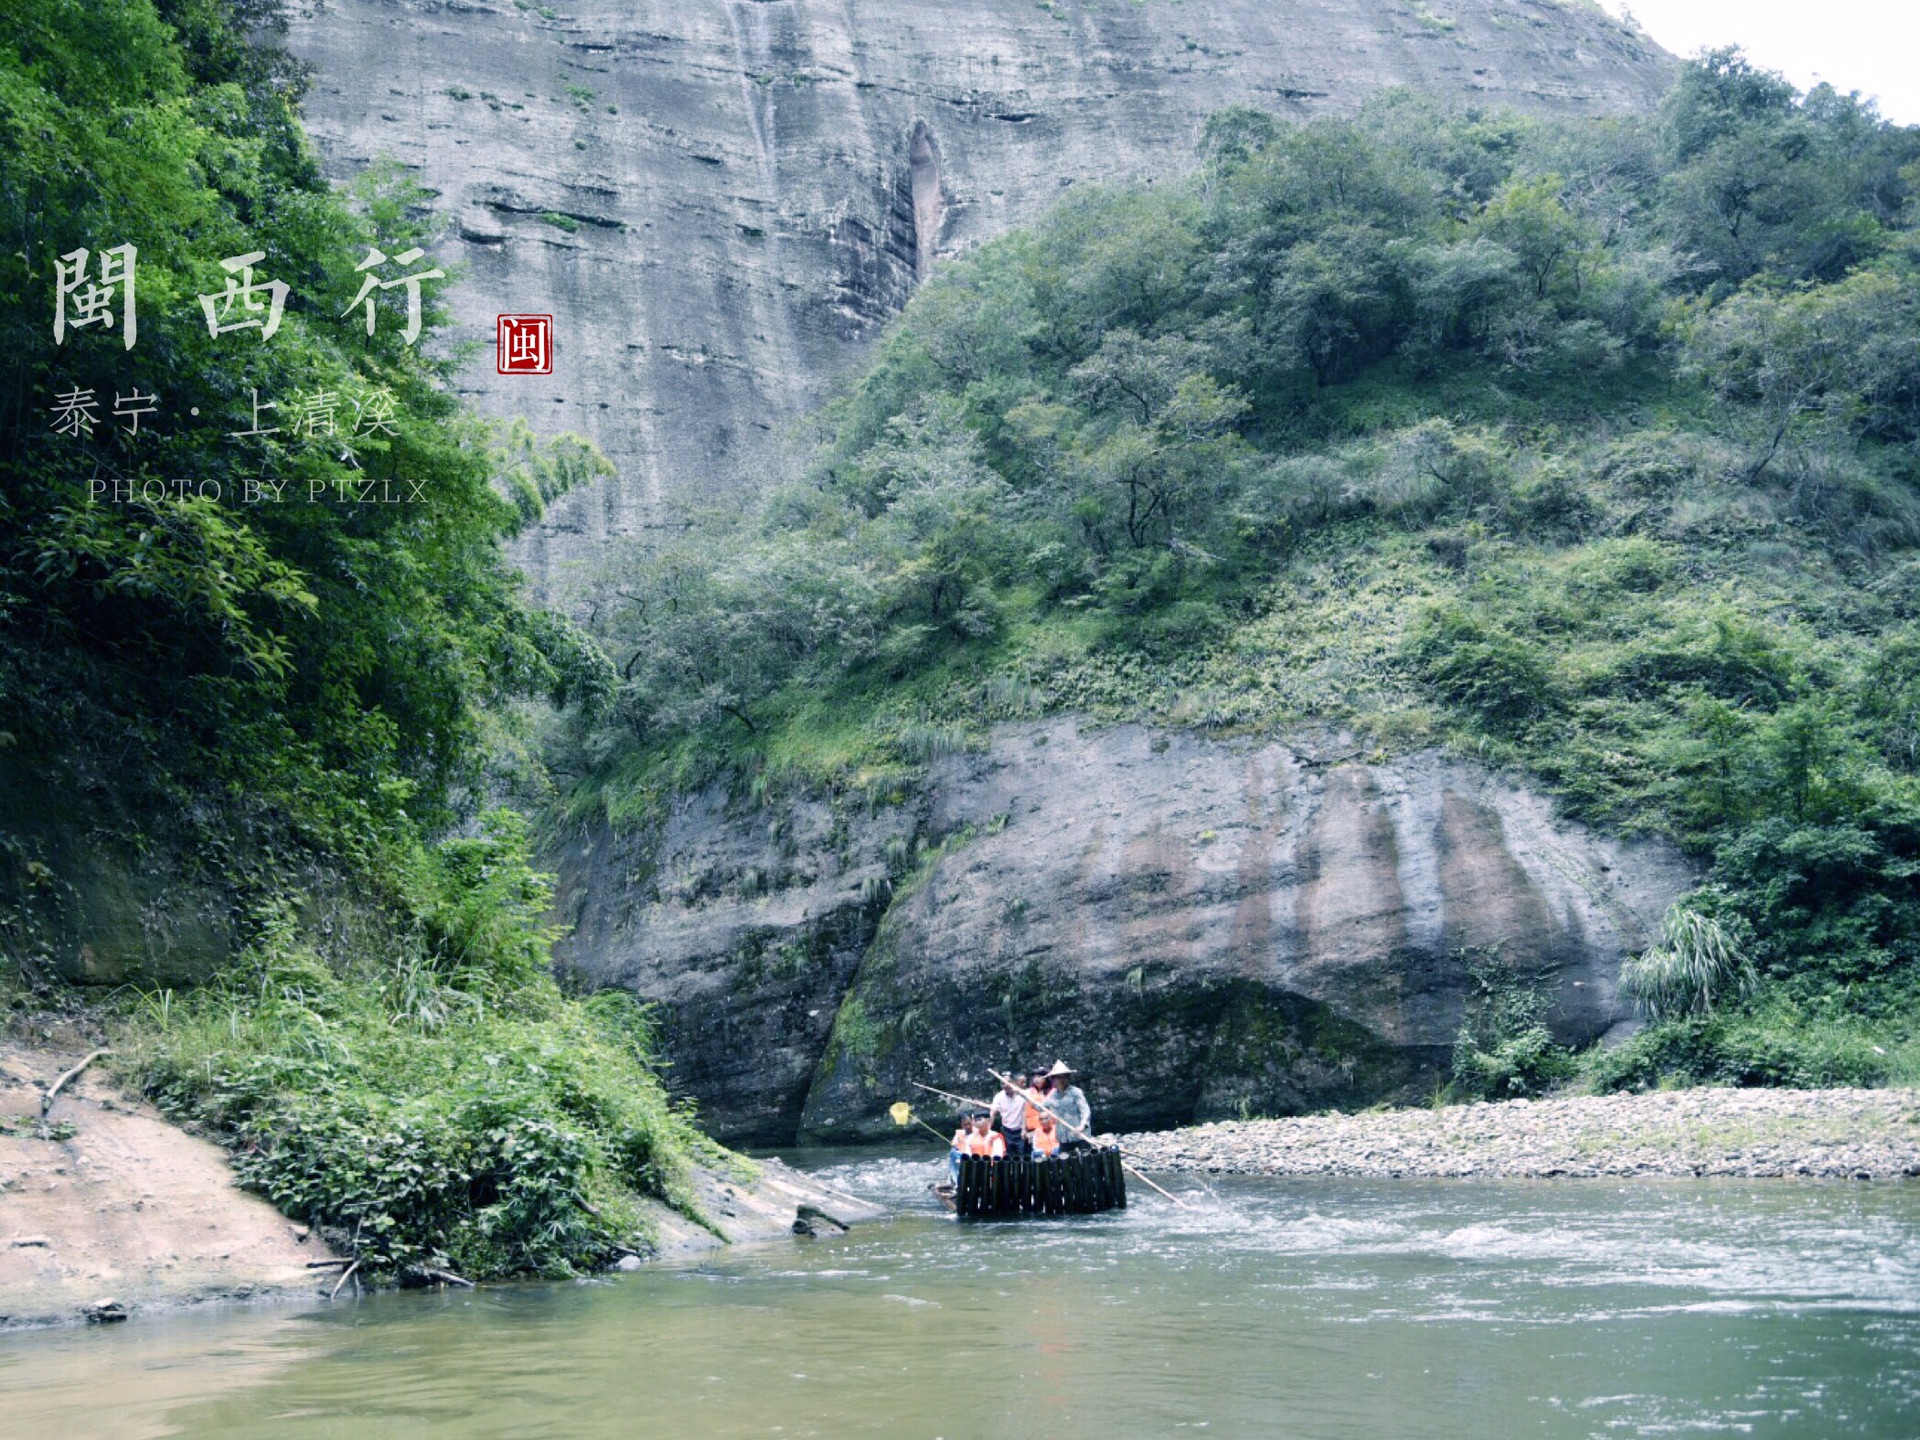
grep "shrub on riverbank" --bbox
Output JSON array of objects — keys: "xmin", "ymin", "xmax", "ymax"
[
  {"xmin": 1585, "ymin": 1008, "xmax": 1920, "ymax": 1094},
  {"xmin": 113, "ymin": 813, "xmax": 715, "ymax": 1281},
  {"xmin": 1451, "ymin": 945, "xmax": 1578, "ymax": 1099}
]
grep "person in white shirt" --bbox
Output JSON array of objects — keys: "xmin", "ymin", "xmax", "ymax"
[{"xmin": 989, "ymin": 1074, "xmax": 1031, "ymax": 1157}]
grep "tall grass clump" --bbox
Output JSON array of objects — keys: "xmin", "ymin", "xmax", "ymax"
[{"xmin": 1620, "ymin": 905, "xmax": 1758, "ymax": 1021}]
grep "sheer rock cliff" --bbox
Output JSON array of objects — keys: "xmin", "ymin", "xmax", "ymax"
[
  {"xmin": 287, "ymin": 0, "xmax": 1672, "ymax": 593},
  {"xmin": 552, "ymin": 722, "xmax": 1691, "ymax": 1145}
]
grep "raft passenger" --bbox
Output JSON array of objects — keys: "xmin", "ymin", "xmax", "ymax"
[
  {"xmin": 948, "ymin": 1117, "xmax": 972, "ymax": 1184},
  {"xmin": 990, "ymin": 1074, "xmax": 1030, "ymax": 1158},
  {"xmin": 1029, "ymin": 1112, "xmax": 1061, "ymax": 1160},
  {"xmin": 1023, "ymin": 1070, "xmax": 1051, "ymax": 1131},
  {"xmin": 1042, "ymin": 1061, "xmax": 1092, "ymax": 1152},
  {"xmin": 966, "ymin": 1113, "xmax": 1005, "ymax": 1158}
]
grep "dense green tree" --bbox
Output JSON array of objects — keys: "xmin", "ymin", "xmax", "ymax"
[
  {"xmin": 1, "ymin": 2, "xmax": 686, "ymax": 1281},
  {"xmin": 1659, "ymin": 48, "xmax": 1911, "ymax": 287},
  {"xmin": 0, "ymin": 0, "xmax": 603, "ymax": 849}
]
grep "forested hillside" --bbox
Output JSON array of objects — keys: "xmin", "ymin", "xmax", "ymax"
[
  {"xmin": 561, "ymin": 54, "xmax": 1920, "ymax": 1091},
  {"xmin": 0, "ymin": 1, "xmax": 703, "ymax": 1280}
]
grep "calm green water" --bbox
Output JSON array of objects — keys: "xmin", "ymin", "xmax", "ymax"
[{"xmin": 5, "ymin": 1155, "xmax": 1919, "ymax": 1439}]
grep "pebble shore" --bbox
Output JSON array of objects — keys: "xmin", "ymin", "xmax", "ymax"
[{"xmin": 1119, "ymin": 1087, "xmax": 1920, "ymax": 1181}]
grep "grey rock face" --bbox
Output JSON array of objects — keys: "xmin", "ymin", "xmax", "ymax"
[
  {"xmin": 0, "ymin": 757, "xmax": 233, "ymax": 988},
  {"xmin": 287, "ymin": 0, "xmax": 1672, "ymax": 593},
  {"xmin": 551, "ymin": 782, "xmax": 914, "ymax": 1144},
  {"xmin": 552, "ymin": 721, "xmax": 1691, "ymax": 1145}
]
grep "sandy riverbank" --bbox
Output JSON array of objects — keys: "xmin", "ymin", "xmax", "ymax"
[
  {"xmin": 0, "ymin": 1035, "xmax": 336, "ymax": 1331},
  {"xmin": 1120, "ymin": 1087, "xmax": 1920, "ymax": 1181}
]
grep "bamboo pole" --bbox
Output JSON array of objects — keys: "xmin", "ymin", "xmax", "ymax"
[
  {"xmin": 889, "ymin": 1099, "xmax": 961, "ymax": 1147},
  {"xmin": 984, "ymin": 1069, "xmax": 1192, "ymax": 1210},
  {"xmin": 910, "ymin": 1080, "xmax": 992, "ymax": 1111}
]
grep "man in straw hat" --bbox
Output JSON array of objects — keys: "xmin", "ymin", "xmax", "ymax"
[{"xmin": 1040, "ymin": 1060, "xmax": 1092, "ymax": 1151}]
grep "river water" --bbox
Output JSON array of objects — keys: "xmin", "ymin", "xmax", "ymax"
[{"xmin": 5, "ymin": 1153, "xmax": 1919, "ymax": 1439}]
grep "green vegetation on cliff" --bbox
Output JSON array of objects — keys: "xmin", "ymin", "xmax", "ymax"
[
  {"xmin": 0, "ymin": 1, "xmax": 691, "ymax": 1278},
  {"xmin": 562, "ymin": 54, "xmax": 1920, "ymax": 1091}
]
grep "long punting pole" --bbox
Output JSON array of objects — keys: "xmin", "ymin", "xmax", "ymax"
[
  {"xmin": 912, "ymin": 1080, "xmax": 993, "ymax": 1110},
  {"xmin": 907, "ymin": 1114, "xmax": 951, "ymax": 1144}
]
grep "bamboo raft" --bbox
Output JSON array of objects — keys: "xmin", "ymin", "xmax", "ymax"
[{"xmin": 936, "ymin": 1148, "xmax": 1128, "ymax": 1219}]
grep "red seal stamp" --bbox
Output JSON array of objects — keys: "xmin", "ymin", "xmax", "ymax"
[{"xmin": 497, "ymin": 314, "xmax": 553, "ymax": 375}]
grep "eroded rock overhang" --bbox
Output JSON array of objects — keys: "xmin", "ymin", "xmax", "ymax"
[{"xmin": 552, "ymin": 721, "xmax": 1692, "ymax": 1145}]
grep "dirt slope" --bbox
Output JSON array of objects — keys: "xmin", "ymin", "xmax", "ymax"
[{"xmin": 0, "ymin": 1039, "xmax": 337, "ymax": 1330}]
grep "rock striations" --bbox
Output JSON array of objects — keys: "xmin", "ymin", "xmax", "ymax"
[
  {"xmin": 552, "ymin": 722, "xmax": 1692, "ymax": 1145},
  {"xmin": 286, "ymin": 0, "xmax": 1673, "ymax": 592}
]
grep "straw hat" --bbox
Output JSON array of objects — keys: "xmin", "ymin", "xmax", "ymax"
[{"xmin": 1045, "ymin": 1060, "xmax": 1078, "ymax": 1078}]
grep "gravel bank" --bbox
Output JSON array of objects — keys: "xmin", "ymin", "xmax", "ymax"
[{"xmin": 1119, "ymin": 1087, "xmax": 1920, "ymax": 1181}]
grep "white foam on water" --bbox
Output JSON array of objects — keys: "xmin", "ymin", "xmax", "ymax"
[
  {"xmin": 805, "ymin": 1155, "xmax": 949, "ymax": 1207},
  {"xmin": 781, "ymin": 1159, "xmax": 1920, "ymax": 1321}
]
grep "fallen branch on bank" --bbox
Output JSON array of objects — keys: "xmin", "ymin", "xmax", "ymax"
[
  {"xmin": 329, "ymin": 1260, "xmax": 361, "ymax": 1300},
  {"xmin": 311, "ymin": 1256, "xmax": 471, "ymax": 1289},
  {"xmin": 41, "ymin": 1049, "xmax": 111, "ymax": 1117}
]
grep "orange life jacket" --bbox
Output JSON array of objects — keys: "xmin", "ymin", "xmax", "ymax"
[
  {"xmin": 966, "ymin": 1130, "xmax": 1004, "ymax": 1157},
  {"xmin": 950, "ymin": 1129, "xmax": 969, "ymax": 1152},
  {"xmin": 1030, "ymin": 1125, "xmax": 1060, "ymax": 1156}
]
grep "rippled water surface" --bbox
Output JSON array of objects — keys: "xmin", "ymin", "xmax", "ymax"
[{"xmin": 5, "ymin": 1154, "xmax": 1919, "ymax": 1439}]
